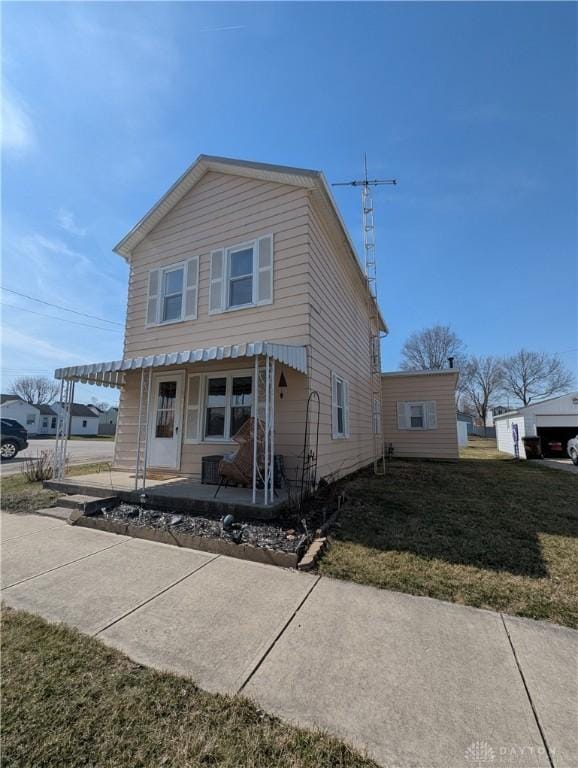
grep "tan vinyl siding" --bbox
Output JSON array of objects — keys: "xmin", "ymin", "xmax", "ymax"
[
  {"xmin": 381, "ymin": 373, "xmax": 459, "ymax": 460},
  {"xmin": 113, "ymin": 361, "xmax": 308, "ymax": 480},
  {"xmin": 123, "ymin": 171, "xmax": 311, "ymax": 358},
  {"xmin": 307, "ymin": 198, "xmax": 375, "ymax": 481}
]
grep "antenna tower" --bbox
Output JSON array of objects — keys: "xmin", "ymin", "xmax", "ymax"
[{"xmin": 333, "ymin": 155, "xmax": 397, "ymax": 475}]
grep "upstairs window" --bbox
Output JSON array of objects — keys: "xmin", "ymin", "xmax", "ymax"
[
  {"xmin": 161, "ymin": 266, "xmax": 184, "ymax": 323},
  {"xmin": 228, "ymin": 246, "xmax": 254, "ymax": 308},
  {"xmin": 209, "ymin": 235, "xmax": 273, "ymax": 314},
  {"xmin": 146, "ymin": 257, "xmax": 199, "ymax": 326}
]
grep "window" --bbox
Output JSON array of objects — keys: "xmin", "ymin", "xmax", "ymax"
[
  {"xmin": 146, "ymin": 258, "xmax": 199, "ymax": 326},
  {"xmin": 51, "ymin": 417, "xmax": 57, "ymax": 429},
  {"xmin": 201, "ymin": 372, "xmax": 253, "ymax": 441},
  {"xmin": 42, "ymin": 417, "xmax": 49, "ymax": 428},
  {"xmin": 209, "ymin": 235, "xmax": 273, "ymax": 314},
  {"xmin": 155, "ymin": 382, "xmax": 177, "ymax": 438},
  {"xmin": 26, "ymin": 414, "xmax": 35, "ymax": 425},
  {"xmin": 331, "ymin": 372, "xmax": 349, "ymax": 438},
  {"xmin": 82, "ymin": 419, "xmax": 88, "ymax": 428},
  {"xmin": 161, "ymin": 266, "xmax": 184, "ymax": 323},
  {"xmin": 397, "ymin": 401, "xmax": 437, "ymax": 431},
  {"xmin": 228, "ymin": 246, "xmax": 254, "ymax": 308}
]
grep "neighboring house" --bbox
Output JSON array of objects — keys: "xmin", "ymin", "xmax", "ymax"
[
  {"xmin": 484, "ymin": 405, "xmax": 512, "ymax": 428},
  {"xmin": 98, "ymin": 406, "xmax": 118, "ymax": 436},
  {"xmin": 0, "ymin": 395, "xmax": 40, "ymax": 434},
  {"xmin": 52, "ymin": 403, "xmax": 100, "ymax": 436},
  {"xmin": 37, "ymin": 404, "xmax": 58, "ymax": 435},
  {"xmin": 381, "ymin": 370, "xmax": 460, "ymax": 459},
  {"xmin": 87, "ymin": 404, "xmax": 103, "ymax": 417},
  {"xmin": 495, "ymin": 392, "xmax": 578, "ymax": 459},
  {"xmin": 53, "ymin": 155, "xmax": 458, "ymax": 501}
]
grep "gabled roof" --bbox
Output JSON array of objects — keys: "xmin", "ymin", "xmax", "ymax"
[
  {"xmin": 113, "ymin": 154, "xmax": 387, "ymax": 333},
  {"xmin": 0, "ymin": 394, "xmax": 25, "ymax": 405},
  {"xmin": 55, "ymin": 402, "xmax": 100, "ymax": 418},
  {"xmin": 37, "ymin": 404, "xmax": 57, "ymax": 415}
]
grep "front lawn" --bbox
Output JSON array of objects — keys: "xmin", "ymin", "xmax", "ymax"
[
  {"xmin": 1, "ymin": 462, "xmax": 113, "ymax": 513},
  {"xmin": 319, "ymin": 440, "xmax": 578, "ymax": 628},
  {"xmin": 1, "ymin": 608, "xmax": 375, "ymax": 768}
]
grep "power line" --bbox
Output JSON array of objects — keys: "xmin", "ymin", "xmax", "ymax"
[
  {"xmin": 0, "ymin": 286, "xmax": 124, "ymax": 326},
  {"xmin": 0, "ymin": 301, "xmax": 123, "ymax": 332}
]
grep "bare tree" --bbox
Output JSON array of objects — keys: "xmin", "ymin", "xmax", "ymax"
[
  {"xmin": 461, "ymin": 356, "xmax": 505, "ymax": 434},
  {"xmin": 501, "ymin": 350, "xmax": 574, "ymax": 406},
  {"xmin": 10, "ymin": 376, "xmax": 59, "ymax": 405},
  {"xmin": 400, "ymin": 324, "xmax": 467, "ymax": 370}
]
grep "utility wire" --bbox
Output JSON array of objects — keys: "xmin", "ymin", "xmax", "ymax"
[
  {"xmin": 0, "ymin": 301, "xmax": 123, "ymax": 332},
  {"xmin": 0, "ymin": 286, "xmax": 124, "ymax": 326}
]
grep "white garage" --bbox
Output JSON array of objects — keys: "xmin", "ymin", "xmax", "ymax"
[{"xmin": 494, "ymin": 392, "xmax": 578, "ymax": 459}]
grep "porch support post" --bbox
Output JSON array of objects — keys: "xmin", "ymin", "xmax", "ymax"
[
  {"xmin": 61, "ymin": 380, "xmax": 74, "ymax": 478},
  {"xmin": 264, "ymin": 353, "xmax": 270, "ymax": 506},
  {"xmin": 53, "ymin": 378, "xmax": 64, "ymax": 477},
  {"xmin": 135, "ymin": 368, "xmax": 145, "ymax": 491},
  {"xmin": 270, "ymin": 358, "xmax": 275, "ymax": 501},
  {"xmin": 252, "ymin": 355, "xmax": 258, "ymax": 504},
  {"xmin": 141, "ymin": 367, "xmax": 153, "ymax": 493}
]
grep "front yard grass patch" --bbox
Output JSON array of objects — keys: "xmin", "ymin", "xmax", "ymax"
[
  {"xmin": 1, "ymin": 462, "xmax": 113, "ymax": 513},
  {"xmin": 1, "ymin": 607, "xmax": 376, "ymax": 768},
  {"xmin": 319, "ymin": 440, "xmax": 578, "ymax": 628}
]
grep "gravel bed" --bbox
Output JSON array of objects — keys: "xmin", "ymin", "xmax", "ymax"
[{"xmin": 98, "ymin": 503, "xmax": 307, "ymax": 554}]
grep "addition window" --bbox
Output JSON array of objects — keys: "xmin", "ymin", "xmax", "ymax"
[
  {"xmin": 409, "ymin": 404, "xmax": 425, "ymax": 429},
  {"xmin": 161, "ymin": 265, "xmax": 184, "ymax": 323},
  {"xmin": 331, "ymin": 372, "xmax": 349, "ymax": 439},
  {"xmin": 397, "ymin": 401, "xmax": 437, "ymax": 431},
  {"xmin": 227, "ymin": 244, "xmax": 254, "ymax": 309},
  {"xmin": 203, "ymin": 372, "xmax": 253, "ymax": 441}
]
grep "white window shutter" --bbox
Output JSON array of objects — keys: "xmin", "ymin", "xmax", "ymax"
[
  {"xmin": 256, "ymin": 234, "xmax": 273, "ymax": 305},
  {"xmin": 146, "ymin": 269, "xmax": 160, "ymax": 326},
  {"xmin": 209, "ymin": 249, "xmax": 225, "ymax": 314},
  {"xmin": 397, "ymin": 401, "xmax": 409, "ymax": 429},
  {"xmin": 185, "ymin": 375, "xmax": 201, "ymax": 442},
  {"xmin": 426, "ymin": 400, "xmax": 438, "ymax": 430},
  {"xmin": 331, "ymin": 372, "xmax": 339, "ymax": 438},
  {"xmin": 184, "ymin": 257, "xmax": 199, "ymax": 320}
]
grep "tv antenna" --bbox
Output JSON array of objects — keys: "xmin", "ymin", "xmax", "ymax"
[{"xmin": 333, "ymin": 155, "xmax": 397, "ymax": 475}]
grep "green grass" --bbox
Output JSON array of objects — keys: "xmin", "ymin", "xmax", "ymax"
[
  {"xmin": 1, "ymin": 462, "xmax": 114, "ymax": 513},
  {"xmin": 1, "ymin": 608, "xmax": 376, "ymax": 768},
  {"xmin": 319, "ymin": 439, "xmax": 578, "ymax": 628}
]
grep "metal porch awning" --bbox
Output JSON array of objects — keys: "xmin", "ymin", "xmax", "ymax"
[{"xmin": 54, "ymin": 341, "xmax": 308, "ymax": 388}]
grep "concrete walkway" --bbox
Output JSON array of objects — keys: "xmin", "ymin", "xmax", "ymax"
[{"xmin": 1, "ymin": 511, "xmax": 576, "ymax": 768}]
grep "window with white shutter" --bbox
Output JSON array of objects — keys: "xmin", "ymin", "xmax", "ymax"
[
  {"xmin": 256, "ymin": 234, "xmax": 273, "ymax": 305},
  {"xmin": 184, "ymin": 257, "xmax": 199, "ymax": 320},
  {"xmin": 331, "ymin": 372, "xmax": 349, "ymax": 438},
  {"xmin": 208, "ymin": 234, "xmax": 274, "ymax": 314},
  {"xmin": 397, "ymin": 400, "xmax": 438, "ymax": 430},
  {"xmin": 209, "ymin": 249, "xmax": 225, "ymax": 314},
  {"xmin": 146, "ymin": 269, "xmax": 160, "ymax": 326}
]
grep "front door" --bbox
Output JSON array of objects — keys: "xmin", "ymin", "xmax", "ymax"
[{"xmin": 147, "ymin": 372, "xmax": 184, "ymax": 469}]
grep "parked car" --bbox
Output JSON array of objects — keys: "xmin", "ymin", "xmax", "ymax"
[
  {"xmin": 0, "ymin": 418, "xmax": 29, "ymax": 460},
  {"xmin": 567, "ymin": 435, "xmax": 578, "ymax": 466}
]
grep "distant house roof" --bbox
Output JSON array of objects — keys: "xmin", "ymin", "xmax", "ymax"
[
  {"xmin": 37, "ymin": 404, "xmax": 57, "ymax": 415},
  {"xmin": 0, "ymin": 394, "xmax": 25, "ymax": 405},
  {"xmin": 55, "ymin": 402, "xmax": 100, "ymax": 418}
]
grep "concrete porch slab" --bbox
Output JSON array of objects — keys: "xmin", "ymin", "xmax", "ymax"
[
  {"xmin": 3, "ymin": 538, "xmax": 215, "ymax": 635},
  {"xmin": 46, "ymin": 471, "xmax": 289, "ymax": 519},
  {"xmin": 244, "ymin": 578, "xmax": 550, "ymax": 768},
  {"xmin": 0, "ymin": 512, "xmax": 64, "ymax": 543},
  {"xmin": 504, "ymin": 616, "xmax": 578, "ymax": 768},
  {"xmin": 99, "ymin": 556, "xmax": 317, "ymax": 694},
  {"xmin": 1, "ymin": 524, "xmax": 129, "ymax": 588}
]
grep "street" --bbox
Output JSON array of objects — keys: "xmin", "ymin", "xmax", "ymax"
[{"xmin": 0, "ymin": 439, "xmax": 115, "ymax": 476}]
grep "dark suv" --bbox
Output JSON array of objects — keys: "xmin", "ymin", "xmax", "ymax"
[
  {"xmin": 1, "ymin": 418, "xmax": 29, "ymax": 460},
  {"xmin": 567, "ymin": 435, "xmax": 578, "ymax": 466}
]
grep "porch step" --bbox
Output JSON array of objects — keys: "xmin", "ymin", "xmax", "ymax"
[
  {"xmin": 36, "ymin": 506, "xmax": 73, "ymax": 521},
  {"xmin": 57, "ymin": 494, "xmax": 118, "ymax": 515}
]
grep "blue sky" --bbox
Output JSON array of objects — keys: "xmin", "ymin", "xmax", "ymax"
[{"xmin": 2, "ymin": 1, "xmax": 576, "ymax": 406}]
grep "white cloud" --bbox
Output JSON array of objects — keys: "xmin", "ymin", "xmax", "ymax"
[
  {"xmin": 57, "ymin": 208, "xmax": 87, "ymax": 237},
  {"xmin": 1, "ymin": 86, "xmax": 35, "ymax": 152}
]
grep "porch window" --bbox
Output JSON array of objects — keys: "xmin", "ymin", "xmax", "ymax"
[{"xmin": 203, "ymin": 372, "xmax": 253, "ymax": 441}]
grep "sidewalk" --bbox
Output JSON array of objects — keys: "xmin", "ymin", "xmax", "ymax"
[{"xmin": 1, "ymin": 510, "xmax": 576, "ymax": 768}]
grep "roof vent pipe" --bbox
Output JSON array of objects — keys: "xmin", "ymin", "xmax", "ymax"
[{"xmin": 448, "ymin": 357, "xmax": 455, "ymax": 369}]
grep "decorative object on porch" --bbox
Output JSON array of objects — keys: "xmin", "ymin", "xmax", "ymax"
[
  {"xmin": 201, "ymin": 455, "xmax": 224, "ymax": 485},
  {"xmin": 214, "ymin": 417, "xmax": 265, "ymax": 497}
]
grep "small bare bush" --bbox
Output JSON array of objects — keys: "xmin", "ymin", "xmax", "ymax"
[{"xmin": 21, "ymin": 451, "xmax": 54, "ymax": 483}]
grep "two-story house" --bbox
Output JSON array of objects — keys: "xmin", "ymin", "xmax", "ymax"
[{"xmin": 53, "ymin": 155, "xmax": 458, "ymax": 507}]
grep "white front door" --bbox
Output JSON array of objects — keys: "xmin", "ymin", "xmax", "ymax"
[{"xmin": 147, "ymin": 372, "xmax": 184, "ymax": 469}]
